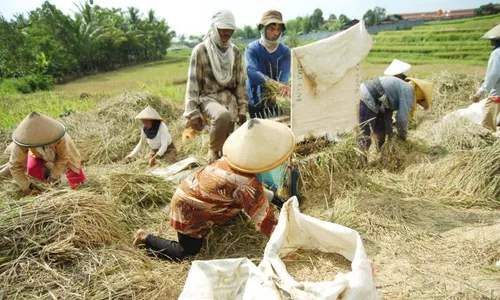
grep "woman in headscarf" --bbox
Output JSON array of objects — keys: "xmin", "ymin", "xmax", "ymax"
[
  {"xmin": 183, "ymin": 10, "xmax": 247, "ymax": 162},
  {"xmin": 133, "ymin": 118, "xmax": 295, "ymax": 261},
  {"xmin": 126, "ymin": 106, "xmax": 177, "ymax": 166},
  {"xmin": 8, "ymin": 111, "xmax": 86, "ymax": 195}
]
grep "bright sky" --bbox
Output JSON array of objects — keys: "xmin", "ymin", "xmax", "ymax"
[{"xmin": 1, "ymin": 0, "xmax": 494, "ymax": 36}]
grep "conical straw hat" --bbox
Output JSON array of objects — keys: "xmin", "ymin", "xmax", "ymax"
[
  {"xmin": 384, "ymin": 59, "xmax": 412, "ymax": 76},
  {"xmin": 12, "ymin": 112, "xmax": 66, "ymax": 147},
  {"xmin": 135, "ymin": 106, "xmax": 163, "ymax": 120},
  {"xmin": 482, "ymin": 24, "xmax": 500, "ymax": 40},
  {"xmin": 223, "ymin": 118, "xmax": 295, "ymax": 174},
  {"xmin": 406, "ymin": 77, "xmax": 433, "ymax": 107}
]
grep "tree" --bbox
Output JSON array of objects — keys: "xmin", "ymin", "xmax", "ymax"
[
  {"xmin": 475, "ymin": 3, "xmax": 500, "ymax": 15},
  {"xmin": 310, "ymin": 8, "xmax": 324, "ymax": 31},
  {"xmin": 363, "ymin": 6, "xmax": 386, "ymax": 26},
  {"xmin": 328, "ymin": 14, "xmax": 337, "ymax": 21}
]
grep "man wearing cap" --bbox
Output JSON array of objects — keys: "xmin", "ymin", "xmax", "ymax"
[
  {"xmin": 358, "ymin": 76, "xmax": 432, "ymax": 151},
  {"xmin": 8, "ymin": 112, "xmax": 86, "ymax": 195},
  {"xmin": 184, "ymin": 10, "xmax": 247, "ymax": 162},
  {"xmin": 384, "ymin": 59, "xmax": 411, "ymax": 81},
  {"xmin": 246, "ymin": 10, "xmax": 291, "ymax": 119},
  {"xmin": 126, "ymin": 105, "xmax": 177, "ymax": 166},
  {"xmin": 133, "ymin": 119, "xmax": 295, "ymax": 261},
  {"xmin": 472, "ymin": 24, "xmax": 500, "ymax": 132}
]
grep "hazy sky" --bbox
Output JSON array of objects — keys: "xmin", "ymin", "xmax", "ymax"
[{"xmin": 1, "ymin": 0, "xmax": 494, "ymax": 36}]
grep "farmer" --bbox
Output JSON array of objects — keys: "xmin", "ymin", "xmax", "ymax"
[
  {"xmin": 384, "ymin": 59, "xmax": 411, "ymax": 81},
  {"xmin": 183, "ymin": 10, "xmax": 247, "ymax": 162},
  {"xmin": 472, "ymin": 24, "xmax": 500, "ymax": 132},
  {"xmin": 358, "ymin": 76, "xmax": 432, "ymax": 151},
  {"xmin": 126, "ymin": 106, "xmax": 177, "ymax": 166},
  {"xmin": 246, "ymin": 10, "xmax": 291, "ymax": 119},
  {"xmin": 133, "ymin": 118, "xmax": 295, "ymax": 261},
  {"xmin": 9, "ymin": 111, "xmax": 86, "ymax": 196}
]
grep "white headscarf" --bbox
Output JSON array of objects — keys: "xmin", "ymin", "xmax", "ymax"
[
  {"xmin": 203, "ymin": 10, "xmax": 236, "ymax": 86},
  {"xmin": 259, "ymin": 25, "xmax": 282, "ymax": 53}
]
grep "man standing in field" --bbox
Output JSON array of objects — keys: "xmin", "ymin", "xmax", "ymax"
[
  {"xmin": 245, "ymin": 10, "xmax": 291, "ymax": 119},
  {"xmin": 472, "ymin": 24, "xmax": 500, "ymax": 132},
  {"xmin": 184, "ymin": 10, "xmax": 247, "ymax": 162}
]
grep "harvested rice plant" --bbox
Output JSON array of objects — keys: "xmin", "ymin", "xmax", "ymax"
[{"xmin": 0, "ymin": 15, "xmax": 499, "ymax": 300}]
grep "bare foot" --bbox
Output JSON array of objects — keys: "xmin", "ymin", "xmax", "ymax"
[{"xmin": 133, "ymin": 229, "xmax": 149, "ymax": 246}]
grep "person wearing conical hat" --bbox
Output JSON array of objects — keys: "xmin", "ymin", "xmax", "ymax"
[
  {"xmin": 133, "ymin": 118, "xmax": 294, "ymax": 261},
  {"xmin": 472, "ymin": 24, "xmax": 500, "ymax": 132},
  {"xmin": 246, "ymin": 10, "xmax": 291, "ymax": 119},
  {"xmin": 126, "ymin": 106, "xmax": 177, "ymax": 166},
  {"xmin": 384, "ymin": 59, "xmax": 411, "ymax": 80},
  {"xmin": 184, "ymin": 10, "xmax": 247, "ymax": 163},
  {"xmin": 358, "ymin": 76, "xmax": 432, "ymax": 151},
  {"xmin": 8, "ymin": 112, "xmax": 86, "ymax": 195}
]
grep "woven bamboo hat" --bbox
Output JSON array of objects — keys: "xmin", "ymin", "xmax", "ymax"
[
  {"xmin": 482, "ymin": 24, "xmax": 500, "ymax": 40},
  {"xmin": 384, "ymin": 59, "xmax": 411, "ymax": 76},
  {"xmin": 135, "ymin": 106, "xmax": 163, "ymax": 120},
  {"xmin": 12, "ymin": 112, "xmax": 66, "ymax": 147},
  {"xmin": 223, "ymin": 118, "xmax": 295, "ymax": 174},
  {"xmin": 406, "ymin": 77, "xmax": 433, "ymax": 108}
]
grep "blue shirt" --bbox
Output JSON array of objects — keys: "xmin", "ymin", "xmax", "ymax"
[
  {"xmin": 360, "ymin": 76, "xmax": 415, "ymax": 138},
  {"xmin": 245, "ymin": 41, "xmax": 291, "ymax": 108},
  {"xmin": 477, "ymin": 47, "xmax": 500, "ymax": 97}
]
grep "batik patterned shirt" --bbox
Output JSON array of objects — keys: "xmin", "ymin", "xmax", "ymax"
[{"xmin": 169, "ymin": 158, "xmax": 278, "ymax": 238}]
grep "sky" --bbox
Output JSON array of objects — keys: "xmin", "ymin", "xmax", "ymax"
[{"xmin": 0, "ymin": 0, "xmax": 495, "ymax": 36}]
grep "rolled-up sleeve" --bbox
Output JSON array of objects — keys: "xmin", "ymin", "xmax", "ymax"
[{"xmin": 477, "ymin": 50, "xmax": 500, "ymax": 97}]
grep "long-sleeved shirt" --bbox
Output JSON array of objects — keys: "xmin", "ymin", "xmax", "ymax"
[
  {"xmin": 245, "ymin": 41, "xmax": 291, "ymax": 108},
  {"xmin": 477, "ymin": 47, "xmax": 500, "ymax": 97},
  {"xmin": 129, "ymin": 122, "xmax": 172, "ymax": 157},
  {"xmin": 360, "ymin": 76, "xmax": 415, "ymax": 139},
  {"xmin": 169, "ymin": 158, "xmax": 278, "ymax": 239},
  {"xmin": 9, "ymin": 133, "xmax": 82, "ymax": 191},
  {"xmin": 184, "ymin": 42, "xmax": 247, "ymax": 122}
]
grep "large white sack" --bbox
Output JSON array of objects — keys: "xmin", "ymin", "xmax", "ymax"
[
  {"xmin": 291, "ymin": 21, "xmax": 372, "ymax": 142},
  {"xmin": 179, "ymin": 197, "xmax": 378, "ymax": 300},
  {"xmin": 443, "ymin": 98, "xmax": 500, "ymax": 125}
]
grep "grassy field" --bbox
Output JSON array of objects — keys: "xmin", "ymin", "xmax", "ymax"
[
  {"xmin": 368, "ymin": 14, "xmax": 500, "ymax": 65},
  {"xmin": 0, "ymin": 15, "xmax": 499, "ymax": 300}
]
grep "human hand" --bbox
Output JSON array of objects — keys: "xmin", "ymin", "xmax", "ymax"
[
  {"xmin": 277, "ymin": 82, "xmax": 290, "ymax": 98},
  {"xmin": 125, "ymin": 154, "xmax": 134, "ymax": 162},
  {"xmin": 237, "ymin": 114, "xmax": 246, "ymax": 125},
  {"xmin": 149, "ymin": 156, "xmax": 157, "ymax": 167},
  {"xmin": 47, "ymin": 177, "xmax": 59, "ymax": 185},
  {"xmin": 472, "ymin": 94, "xmax": 480, "ymax": 103},
  {"xmin": 188, "ymin": 117, "xmax": 204, "ymax": 131},
  {"xmin": 22, "ymin": 187, "xmax": 40, "ymax": 197}
]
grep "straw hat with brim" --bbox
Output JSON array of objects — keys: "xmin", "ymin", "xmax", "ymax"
[
  {"xmin": 384, "ymin": 59, "xmax": 412, "ymax": 76},
  {"xmin": 481, "ymin": 24, "xmax": 500, "ymax": 40},
  {"xmin": 407, "ymin": 77, "xmax": 433, "ymax": 107},
  {"xmin": 258, "ymin": 10, "xmax": 286, "ymax": 31},
  {"xmin": 223, "ymin": 118, "xmax": 295, "ymax": 174},
  {"xmin": 135, "ymin": 106, "xmax": 163, "ymax": 120},
  {"xmin": 12, "ymin": 112, "xmax": 66, "ymax": 148}
]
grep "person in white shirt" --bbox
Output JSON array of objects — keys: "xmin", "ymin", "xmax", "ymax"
[{"xmin": 126, "ymin": 106, "xmax": 177, "ymax": 166}]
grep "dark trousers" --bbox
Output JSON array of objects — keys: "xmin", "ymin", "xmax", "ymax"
[
  {"xmin": 144, "ymin": 232, "xmax": 203, "ymax": 261},
  {"xmin": 358, "ymin": 101, "xmax": 394, "ymax": 150},
  {"xmin": 249, "ymin": 104, "xmax": 283, "ymax": 119}
]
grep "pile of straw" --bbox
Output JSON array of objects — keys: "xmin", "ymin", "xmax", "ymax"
[
  {"xmin": 102, "ymin": 172, "xmax": 175, "ymax": 208},
  {"xmin": 0, "ymin": 190, "xmax": 124, "ymax": 265}
]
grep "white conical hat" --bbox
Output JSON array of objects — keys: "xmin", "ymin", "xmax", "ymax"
[
  {"xmin": 223, "ymin": 119, "xmax": 295, "ymax": 174},
  {"xmin": 384, "ymin": 59, "xmax": 412, "ymax": 76},
  {"xmin": 12, "ymin": 112, "xmax": 66, "ymax": 147},
  {"xmin": 482, "ymin": 24, "xmax": 500, "ymax": 40},
  {"xmin": 135, "ymin": 106, "xmax": 163, "ymax": 120}
]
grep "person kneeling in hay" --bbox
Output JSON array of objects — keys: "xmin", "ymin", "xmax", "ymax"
[
  {"xmin": 126, "ymin": 106, "xmax": 177, "ymax": 167},
  {"xmin": 133, "ymin": 118, "xmax": 294, "ymax": 261},
  {"xmin": 9, "ymin": 111, "xmax": 87, "ymax": 196}
]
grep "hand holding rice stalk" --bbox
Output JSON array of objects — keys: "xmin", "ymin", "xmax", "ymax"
[{"xmin": 263, "ymin": 78, "xmax": 291, "ymax": 115}]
